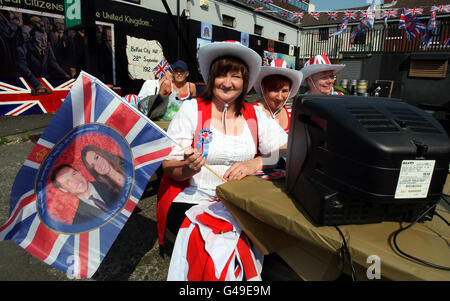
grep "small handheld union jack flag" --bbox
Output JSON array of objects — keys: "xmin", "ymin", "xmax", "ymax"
[{"xmin": 152, "ymin": 58, "xmax": 171, "ymax": 79}]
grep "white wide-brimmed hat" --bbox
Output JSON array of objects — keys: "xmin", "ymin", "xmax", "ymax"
[
  {"xmin": 197, "ymin": 40, "xmax": 262, "ymax": 92},
  {"xmin": 254, "ymin": 59, "xmax": 303, "ymax": 99},
  {"xmin": 300, "ymin": 55, "xmax": 345, "ymax": 83}
]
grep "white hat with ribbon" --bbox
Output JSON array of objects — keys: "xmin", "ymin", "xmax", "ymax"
[
  {"xmin": 254, "ymin": 59, "xmax": 303, "ymax": 99},
  {"xmin": 197, "ymin": 40, "xmax": 262, "ymax": 92},
  {"xmin": 300, "ymin": 55, "xmax": 345, "ymax": 83}
]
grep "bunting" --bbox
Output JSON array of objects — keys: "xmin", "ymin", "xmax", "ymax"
[
  {"xmin": 291, "ymin": 11, "xmax": 305, "ymax": 19},
  {"xmin": 310, "ymin": 12, "xmax": 320, "ymax": 21},
  {"xmin": 245, "ymin": 1, "xmax": 450, "ymax": 25},
  {"xmin": 381, "ymin": 9, "xmax": 398, "ymax": 19},
  {"xmin": 404, "ymin": 7, "xmax": 424, "ymax": 17},
  {"xmin": 327, "ymin": 11, "xmax": 338, "ymax": 21},
  {"xmin": 343, "ymin": 10, "xmax": 358, "ymax": 20}
]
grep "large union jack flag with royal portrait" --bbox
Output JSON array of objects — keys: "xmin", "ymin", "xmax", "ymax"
[{"xmin": 0, "ymin": 72, "xmax": 174, "ymax": 278}]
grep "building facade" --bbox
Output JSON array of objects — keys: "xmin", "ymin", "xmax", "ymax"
[
  {"xmin": 0, "ymin": 0, "xmax": 309, "ymax": 116},
  {"xmin": 0, "ymin": 0, "xmax": 448, "ymax": 116},
  {"xmin": 297, "ymin": 0, "xmax": 450, "ymax": 109}
]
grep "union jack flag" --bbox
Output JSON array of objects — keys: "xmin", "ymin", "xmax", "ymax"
[
  {"xmin": 360, "ymin": 10, "xmax": 375, "ymax": 20},
  {"xmin": 0, "ymin": 78, "xmax": 75, "ymax": 116},
  {"xmin": 329, "ymin": 18, "xmax": 348, "ymax": 38},
  {"xmin": 404, "ymin": 7, "xmax": 423, "ymax": 17},
  {"xmin": 444, "ymin": 37, "xmax": 450, "ymax": 47},
  {"xmin": 421, "ymin": 12, "xmax": 436, "ymax": 49},
  {"xmin": 327, "ymin": 11, "xmax": 338, "ymax": 20},
  {"xmin": 399, "ymin": 10, "xmax": 426, "ymax": 40},
  {"xmin": 152, "ymin": 58, "xmax": 171, "ymax": 79},
  {"xmin": 279, "ymin": 11, "xmax": 290, "ymax": 17},
  {"xmin": 246, "ymin": 0, "xmax": 256, "ymax": 4},
  {"xmin": 0, "ymin": 72, "xmax": 174, "ymax": 279},
  {"xmin": 291, "ymin": 11, "xmax": 305, "ymax": 19},
  {"xmin": 381, "ymin": 9, "xmax": 398, "ymax": 19},
  {"xmin": 310, "ymin": 12, "xmax": 320, "ymax": 21},
  {"xmin": 431, "ymin": 5, "xmax": 444, "ymax": 13},
  {"xmin": 350, "ymin": 18, "xmax": 372, "ymax": 43},
  {"xmin": 343, "ymin": 10, "xmax": 358, "ymax": 20}
]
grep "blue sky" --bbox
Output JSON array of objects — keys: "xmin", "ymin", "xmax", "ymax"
[{"xmin": 313, "ymin": 0, "xmax": 381, "ymax": 11}]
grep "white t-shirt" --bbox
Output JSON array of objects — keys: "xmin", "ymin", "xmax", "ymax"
[{"xmin": 166, "ymin": 98, "xmax": 287, "ymax": 205}]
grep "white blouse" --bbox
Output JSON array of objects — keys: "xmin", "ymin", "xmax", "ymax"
[{"xmin": 166, "ymin": 98, "xmax": 287, "ymax": 205}]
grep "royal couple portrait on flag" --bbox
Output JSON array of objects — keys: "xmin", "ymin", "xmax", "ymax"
[{"xmin": 0, "ymin": 71, "xmax": 174, "ymax": 279}]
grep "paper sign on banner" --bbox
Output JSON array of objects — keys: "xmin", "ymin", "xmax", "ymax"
[
  {"xmin": 126, "ymin": 36, "xmax": 164, "ymax": 80},
  {"xmin": 394, "ymin": 160, "xmax": 435, "ymax": 199}
]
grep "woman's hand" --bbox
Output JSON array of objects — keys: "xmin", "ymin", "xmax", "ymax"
[
  {"xmin": 223, "ymin": 157, "xmax": 263, "ymax": 181},
  {"xmin": 183, "ymin": 147, "xmax": 205, "ymax": 175}
]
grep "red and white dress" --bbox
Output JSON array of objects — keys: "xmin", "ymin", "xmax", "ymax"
[
  {"xmin": 162, "ymin": 98, "xmax": 287, "ymax": 281},
  {"xmin": 167, "ymin": 201, "xmax": 263, "ymax": 281}
]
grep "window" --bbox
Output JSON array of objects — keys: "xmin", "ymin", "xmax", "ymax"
[
  {"xmin": 409, "ymin": 59, "xmax": 448, "ymax": 78},
  {"xmin": 319, "ymin": 28, "xmax": 329, "ymax": 41},
  {"xmin": 222, "ymin": 15, "xmax": 235, "ymax": 28},
  {"xmin": 279, "ymin": 32, "xmax": 286, "ymax": 42},
  {"xmin": 254, "ymin": 24, "xmax": 263, "ymax": 36},
  {"xmin": 122, "ymin": 0, "xmax": 141, "ymax": 4}
]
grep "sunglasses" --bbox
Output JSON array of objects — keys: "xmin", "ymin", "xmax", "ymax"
[{"xmin": 315, "ymin": 74, "xmax": 337, "ymax": 80}]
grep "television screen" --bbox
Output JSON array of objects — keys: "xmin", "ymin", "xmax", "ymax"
[{"xmin": 286, "ymin": 95, "xmax": 450, "ymax": 226}]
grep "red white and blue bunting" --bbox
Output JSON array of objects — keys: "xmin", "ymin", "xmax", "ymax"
[{"xmin": 238, "ymin": 1, "xmax": 450, "ymax": 22}]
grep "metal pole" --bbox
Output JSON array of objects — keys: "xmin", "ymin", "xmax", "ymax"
[{"xmin": 177, "ymin": 0, "xmax": 180, "ymax": 59}]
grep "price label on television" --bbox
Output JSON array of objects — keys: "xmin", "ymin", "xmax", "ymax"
[{"xmin": 394, "ymin": 160, "xmax": 435, "ymax": 199}]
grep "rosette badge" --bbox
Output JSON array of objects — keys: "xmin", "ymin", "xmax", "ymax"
[{"xmin": 195, "ymin": 129, "xmax": 213, "ymax": 157}]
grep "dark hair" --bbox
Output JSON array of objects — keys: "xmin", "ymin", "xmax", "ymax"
[
  {"xmin": 261, "ymin": 74, "xmax": 292, "ymax": 92},
  {"xmin": 81, "ymin": 145, "xmax": 124, "ymax": 194},
  {"xmin": 51, "ymin": 164, "xmax": 76, "ymax": 189},
  {"xmin": 199, "ymin": 56, "xmax": 250, "ymax": 116}
]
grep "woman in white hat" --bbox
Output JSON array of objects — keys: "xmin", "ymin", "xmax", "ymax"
[
  {"xmin": 158, "ymin": 41, "xmax": 288, "ymax": 280},
  {"xmin": 253, "ymin": 59, "xmax": 303, "ymax": 134},
  {"xmin": 301, "ymin": 54, "xmax": 345, "ymax": 95}
]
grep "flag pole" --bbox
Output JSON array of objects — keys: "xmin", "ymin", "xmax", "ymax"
[
  {"xmin": 90, "ymin": 72, "xmax": 227, "ymax": 183},
  {"xmin": 173, "ymin": 141, "xmax": 227, "ymax": 183},
  {"xmin": 161, "ymin": 130, "xmax": 227, "ymax": 182}
]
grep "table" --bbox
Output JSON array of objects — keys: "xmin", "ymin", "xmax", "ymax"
[{"xmin": 216, "ymin": 175, "xmax": 450, "ymax": 281}]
